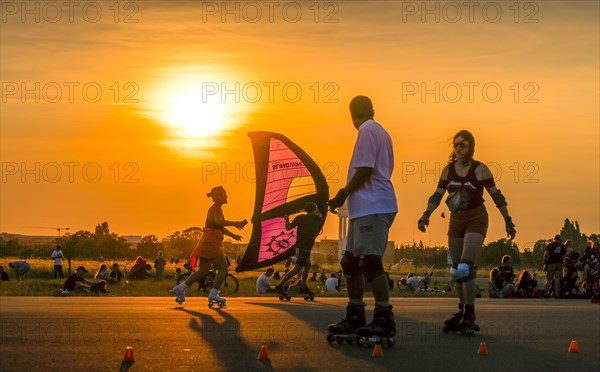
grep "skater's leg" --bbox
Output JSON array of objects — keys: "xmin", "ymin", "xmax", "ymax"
[
  {"xmin": 360, "ymin": 255, "xmax": 388, "ymax": 307},
  {"xmin": 171, "ymin": 259, "xmax": 212, "ymax": 303},
  {"xmin": 443, "ymin": 236, "xmax": 465, "ymax": 332},
  {"xmin": 300, "ymin": 259, "xmax": 312, "ymax": 286},
  {"xmin": 298, "ymin": 259, "xmax": 315, "ymax": 296},
  {"xmin": 460, "ymin": 232, "xmax": 484, "ymax": 305},
  {"xmin": 184, "ymin": 259, "xmax": 212, "ymax": 286},
  {"xmin": 278, "ymin": 265, "xmax": 302, "ymax": 287},
  {"xmin": 211, "ymin": 255, "xmax": 228, "ymax": 289},
  {"xmin": 355, "ymin": 255, "xmax": 396, "ymax": 337},
  {"xmin": 207, "ymin": 256, "xmax": 228, "ymax": 305},
  {"xmin": 341, "ymin": 251, "xmax": 364, "ymax": 303},
  {"xmin": 448, "ymin": 236, "xmax": 465, "ymax": 303},
  {"xmin": 455, "ymin": 233, "xmax": 484, "ymax": 336},
  {"xmin": 355, "ymin": 214, "xmax": 397, "ymax": 337}
]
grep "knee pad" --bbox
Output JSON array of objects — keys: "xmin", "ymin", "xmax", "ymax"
[
  {"xmin": 340, "ymin": 251, "xmax": 360, "ymax": 278},
  {"xmin": 450, "ymin": 263, "xmax": 458, "ymax": 280},
  {"xmin": 358, "ymin": 255, "xmax": 384, "ymax": 283},
  {"xmin": 452, "ymin": 260, "xmax": 475, "ymax": 282}
]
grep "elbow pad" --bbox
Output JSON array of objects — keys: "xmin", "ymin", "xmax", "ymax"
[{"xmin": 491, "ymin": 189, "xmax": 508, "ymax": 208}]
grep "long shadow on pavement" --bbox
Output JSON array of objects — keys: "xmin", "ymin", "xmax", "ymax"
[
  {"xmin": 179, "ymin": 307, "xmax": 275, "ymax": 371},
  {"xmin": 248, "ymin": 299, "xmax": 600, "ymax": 372}
]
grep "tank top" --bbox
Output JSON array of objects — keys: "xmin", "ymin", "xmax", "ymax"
[
  {"xmin": 205, "ymin": 219, "xmax": 223, "ymax": 230},
  {"xmin": 438, "ymin": 160, "xmax": 485, "ymax": 211}
]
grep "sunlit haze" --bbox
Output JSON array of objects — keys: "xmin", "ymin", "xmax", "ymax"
[{"xmin": 1, "ymin": 1, "xmax": 598, "ymax": 250}]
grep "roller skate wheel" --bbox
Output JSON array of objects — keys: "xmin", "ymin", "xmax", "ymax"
[
  {"xmin": 279, "ymin": 296, "xmax": 284, "ymax": 300},
  {"xmin": 346, "ymin": 336, "xmax": 354, "ymax": 344},
  {"xmin": 326, "ymin": 334, "xmax": 335, "ymax": 343},
  {"xmin": 336, "ymin": 337, "xmax": 344, "ymax": 344},
  {"xmin": 461, "ymin": 329, "xmax": 474, "ymax": 337},
  {"xmin": 387, "ymin": 338, "xmax": 395, "ymax": 347}
]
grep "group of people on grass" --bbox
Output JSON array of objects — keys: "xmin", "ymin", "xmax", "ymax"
[
  {"xmin": 490, "ymin": 237, "xmax": 600, "ymax": 299},
  {"xmin": 255, "ymin": 267, "xmax": 346, "ymax": 294}
]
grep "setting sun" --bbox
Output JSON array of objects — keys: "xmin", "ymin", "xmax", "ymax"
[
  {"xmin": 141, "ymin": 67, "xmax": 256, "ymax": 157},
  {"xmin": 168, "ymin": 90, "xmax": 227, "ymax": 138}
]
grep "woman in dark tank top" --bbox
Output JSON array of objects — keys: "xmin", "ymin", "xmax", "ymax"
[{"xmin": 417, "ymin": 130, "xmax": 517, "ymax": 336}]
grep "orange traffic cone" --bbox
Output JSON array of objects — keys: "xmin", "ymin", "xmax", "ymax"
[
  {"xmin": 477, "ymin": 342, "xmax": 488, "ymax": 355},
  {"xmin": 372, "ymin": 343, "xmax": 384, "ymax": 357},
  {"xmin": 257, "ymin": 345, "xmax": 269, "ymax": 360},
  {"xmin": 123, "ymin": 346, "xmax": 135, "ymax": 362},
  {"xmin": 568, "ymin": 340, "xmax": 579, "ymax": 353}
]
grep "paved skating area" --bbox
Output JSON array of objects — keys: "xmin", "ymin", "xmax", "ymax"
[{"xmin": 1, "ymin": 297, "xmax": 598, "ymax": 371}]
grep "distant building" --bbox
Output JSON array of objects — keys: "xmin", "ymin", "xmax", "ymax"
[
  {"xmin": 122, "ymin": 236, "xmax": 142, "ymax": 244},
  {"xmin": 0, "ymin": 233, "xmax": 56, "ymax": 245}
]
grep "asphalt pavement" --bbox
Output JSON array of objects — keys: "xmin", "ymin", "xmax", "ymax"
[{"xmin": 1, "ymin": 297, "xmax": 598, "ymax": 371}]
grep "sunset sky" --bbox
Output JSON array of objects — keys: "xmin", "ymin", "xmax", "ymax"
[{"xmin": 1, "ymin": 1, "xmax": 598, "ymax": 251}]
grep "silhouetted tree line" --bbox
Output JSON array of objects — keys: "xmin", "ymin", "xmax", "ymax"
[{"xmin": 0, "ymin": 219, "xmax": 597, "ymax": 268}]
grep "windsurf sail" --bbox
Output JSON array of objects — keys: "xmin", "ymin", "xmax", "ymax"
[{"xmin": 236, "ymin": 132, "xmax": 329, "ymax": 272}]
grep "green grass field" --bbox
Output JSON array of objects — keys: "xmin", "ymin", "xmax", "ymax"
[{"xmin": 0, "ymin": 257, "xmax": 492, "ymax": 297}]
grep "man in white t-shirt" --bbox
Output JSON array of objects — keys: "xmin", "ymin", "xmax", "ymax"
[
  {"xmin": 325, "ymin": 273, "xmax": 339, "ymax": 292},
  {"xmin": 327, "ymin": 96, "xmax": 398, "ymax": 339},
  {"xmin": 51, "ymin": 245, "xmax": 64, "ymax": 278},
  {"xmin": 256, "ymin": 267, "xmax": 275, "ymax": 293}
]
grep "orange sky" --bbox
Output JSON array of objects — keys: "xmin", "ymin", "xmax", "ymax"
[{"xmin": 1, "ymin": 1, "xmax": 598, "ymax": 250}]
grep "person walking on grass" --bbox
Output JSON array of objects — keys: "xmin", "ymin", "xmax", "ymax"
[{"xmin": 171, "ymin": 186, "xmax": 247, "ymax": 306}]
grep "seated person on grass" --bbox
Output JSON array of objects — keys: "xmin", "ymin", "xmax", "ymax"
[
  {"xmin": 489, "ymin": 268, "xmax": 516, "ymax": 298},
  {"xmin": 63, "ymin": 266, "xmax": 94, "ymax": 293},
  {"xmin": 256, "ymin": 267, "xmax": 276, "ymax": 294}
]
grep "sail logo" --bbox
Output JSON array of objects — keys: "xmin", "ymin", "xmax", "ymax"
[{"xmin": 272, "ymin": 161, "xmax": 304, "ymax": 171}]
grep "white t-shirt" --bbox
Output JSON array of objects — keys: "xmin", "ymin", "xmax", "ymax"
[
  {"xmin": 51, "ymin": 249, "xmax": 64, "ymax": 265},
  {"xmin": 347, "ymin": 120, "xmax": 398, "ymax": 219},
  {"xmin": 325, "ymin": 277, "xmax": 339, "ymax": 292},
  {"xmin": 256, "ymin": 274, "xmax": 271, "ymax": 293}
]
